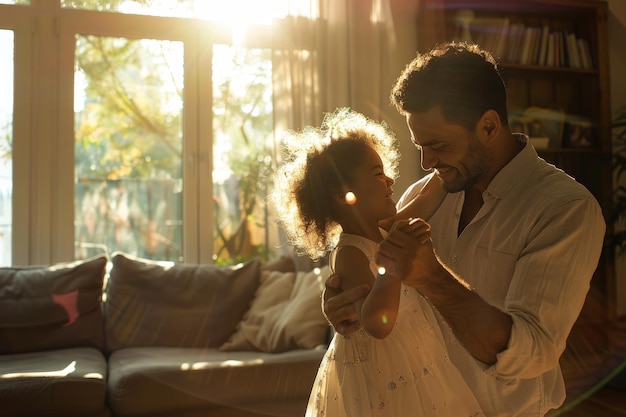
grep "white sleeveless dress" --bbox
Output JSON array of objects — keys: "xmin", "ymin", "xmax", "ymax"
[{"xmin": 305, "ymin": 232, "xmax": 484, "ymax": 417}]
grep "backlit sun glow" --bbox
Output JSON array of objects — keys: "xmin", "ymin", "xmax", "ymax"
[{"xmin": 119, "ymin": 0, "xmax": 318, "ymax": 26}]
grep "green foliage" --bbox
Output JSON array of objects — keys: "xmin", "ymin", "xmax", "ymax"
[
  {"xmin": 75, "ymin": 35, "xmax": 182, "ymax": 181},
  {"xmin": 60, "ymin": 0, "xmax": 153, "ymax": 11},
  {"xmin": 211, "ymin": 46, "xmax": 275, "ymax": 264},
  {"xmin": 0, "ymin": 120, "xmax": 10, "ymax": 161}
]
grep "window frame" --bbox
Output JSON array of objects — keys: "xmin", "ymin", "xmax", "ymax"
[
  {"xmin": 0, "ymin": 4, "xmax": 32, "ymax": 265},
  {"xmin": 1, "ymin": 1, "xmax": 278, "ymax": 265}
]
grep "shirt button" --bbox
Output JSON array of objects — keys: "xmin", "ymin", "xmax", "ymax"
[{"xmin": 451, "ymin": 256, "xmax": 458, "ymax": 263}]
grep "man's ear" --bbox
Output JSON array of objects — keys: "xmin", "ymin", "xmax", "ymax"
[{"xmin": 478, "ymin": 109, "xmax": 500, "ymax": 142}]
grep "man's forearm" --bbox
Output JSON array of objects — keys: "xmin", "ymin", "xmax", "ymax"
[{"xmin": 419, "ymin": 263, "xmax": 512, "ymax": 365}]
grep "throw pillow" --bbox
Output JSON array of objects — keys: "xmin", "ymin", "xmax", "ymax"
[
  {"xmin": 0, "ymin": 255, "xmax": 108, "ymax": 354},
  {"xmin": 260, "ymin": 254, "xmax": 296, "ymax": 273},
  {"xmin": 219, "ymin": 266, "xmax": 329, "ymax": 353},
  {"xmin": 104, "ymin": 252, "xmax": 261, "ymax": 352}
]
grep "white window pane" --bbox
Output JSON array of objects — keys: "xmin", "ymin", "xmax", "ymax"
[
  {"xmin": 212, "ymin": 45, "xmax": 278, "ymax": 264},
  {"xmin": 0, "ymin": 0, "xmax": 29, "ymax": 5},
  {"xmin": 74, "ymin": 35, "xmax": 184, "ymax": 261},
  {"xmin": 0, "ymin": 30, "xmax": 13, "ymax": 266}
]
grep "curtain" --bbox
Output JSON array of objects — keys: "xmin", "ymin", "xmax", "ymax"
[
  {"xmin": 271, "ymin": 0, "xmax": 424, "ymax": 135},
  {"xmin": 269, "ymin": 0, "xmax": 428, "ymax": 264},
  {"xmin": 319, "ymin": 0, "xmax": 425, "ymax": 194}
]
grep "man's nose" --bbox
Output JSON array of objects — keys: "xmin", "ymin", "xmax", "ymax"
[{"xmin": 420, "ymin": 147, "xmax": 436, "ymax": 171}]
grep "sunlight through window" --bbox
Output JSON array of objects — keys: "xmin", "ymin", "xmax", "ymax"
[
  {"xmin": 0, "ymin": 30, "xmax": 13, "ymax": 266},
  {"xmin": 61, "ymin": 0, "xmax": 318, "ymax": 22},
  {"xmin": 1, "ymin": 361, "xmax": 76, "ymax": 378}
]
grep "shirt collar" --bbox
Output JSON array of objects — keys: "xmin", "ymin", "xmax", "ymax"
[{"xmin": 486, "ymin": 133, "xmax": 537, "ymax": 200}]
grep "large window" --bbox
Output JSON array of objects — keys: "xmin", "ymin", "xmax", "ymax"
[
  {"xmin": 74, "ymin": 36, "xmax": 185, "ymax": 261},
  {"xmin": 0, "ymin": 0, "xmax": 321, "ymax": 265}
]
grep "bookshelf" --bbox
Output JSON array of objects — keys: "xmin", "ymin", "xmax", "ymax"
[{"xmin": 416, "ymin": 0, "xmax": 616, "ymax": 390}]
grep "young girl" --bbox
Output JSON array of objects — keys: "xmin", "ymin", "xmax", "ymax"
[{"xmin": 272, "ymin": 108, "xmax": 484, "ymax": 417}]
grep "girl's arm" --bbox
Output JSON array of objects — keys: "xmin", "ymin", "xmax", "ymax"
[
  {"xmin": 380, "ymin": 174, "xmax": 447, "ymax": 231},
  {"xmin": 334, "ymin": 246, "xmax": 399, "ymax": 339}
]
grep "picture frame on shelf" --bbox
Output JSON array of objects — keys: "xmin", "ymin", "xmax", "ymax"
[
  {"xmin": 509, "ymin": 106, "xmax": 565, "ymax": 149},
  {"xmin": 509, "ymin": 114, "xmax": 548, "ymax": 149},
  {"xmin": 563, "ymin": 115, "xmax": 596, "ymax": 148}
]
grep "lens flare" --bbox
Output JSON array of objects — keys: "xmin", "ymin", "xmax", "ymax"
[
  {"xmin": 345, "ymin": 191, "xmax": 356, "ymax": 204},
  {"xmin": 377, "ymin": 266, "xmax": 386, "ymax": 275},
  {"xmin": 381, "ymin": 315, "xmax": 388, "ymax": 324}
]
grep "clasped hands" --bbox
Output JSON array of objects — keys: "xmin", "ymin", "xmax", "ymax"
[{"xmin": 323, "ymin": 217, "xmax": 436, "ymax": 335}]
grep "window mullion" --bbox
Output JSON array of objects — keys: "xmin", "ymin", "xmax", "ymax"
[{"xmin": 196, "ymin": 30, "xmax": 214, "ymax": 265}]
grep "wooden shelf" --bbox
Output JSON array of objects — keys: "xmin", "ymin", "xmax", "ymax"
[
  {"xmin": 500, "ymin": 63, "xmax": 599, "ymax": 76},
  {"xmin": 416, "ymin": 0, "xmax": 616, "ymax": 361}
]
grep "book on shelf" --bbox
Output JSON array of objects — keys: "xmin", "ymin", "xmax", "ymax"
[
  {"xmin": 470, "ymin": 16, "xmax": 505, "ymax": 54},
  {"xmin": 557, "ymin": 31, "xmax": 565, "ymax": 67},
  {"xmin": 507, "ymin": 23, "xmax": 525, "ymax": 63},
  {"xmin": 493, "ymin": 18, "xmax": 510, "ymax": 59},
  {"xmin": 519, "ymin": 26, "xmax": 534, "ymax": 65},
  {"xmin": 577, "ymin": 38, "xmax": 592, "ymax": 69},
  {"xmin": 536, "ymin": 24, "xmax": 550, "ymax": 66},
  {"xmin": 566, "ymin": 32, "xmax": 581, "ymax": 68},
  {"xmin": 546, "ymin": 34, "xmax": 555, "ymax": 66}
]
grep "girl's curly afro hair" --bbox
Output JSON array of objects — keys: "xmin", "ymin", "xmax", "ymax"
[{"xmin": 272, "ymin": 108, "xmax": 400, "ymax": 261}]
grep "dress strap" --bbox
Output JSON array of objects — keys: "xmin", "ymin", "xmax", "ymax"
[{"xmin": 330, "ymin": 233, "xmax": 379, "ymax": 276}]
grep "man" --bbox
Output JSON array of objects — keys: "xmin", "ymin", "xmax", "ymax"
[{"xmin": 323, "ymin": 42, "xmax": 605, "ymax": 416}]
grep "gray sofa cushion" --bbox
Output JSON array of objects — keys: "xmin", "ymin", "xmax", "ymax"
[
  {"xmin": 104, "ymin": 253, "xmax": 261, "ymax": 353},
  {"xmin": 0, "ymin": 255, "xmax": 107, "ymax": 354},
  {"xmin": 0, "ymin": 347, "xmax": 108, "ymax": 416},
  {"xmin": 107, "ymin": 347, "xmax": 324, "ymax": 416}
]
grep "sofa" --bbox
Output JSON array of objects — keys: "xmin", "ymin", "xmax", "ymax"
[{"xmin": 0, "ymin": 252, "xmax": 331, "ymax": 417}]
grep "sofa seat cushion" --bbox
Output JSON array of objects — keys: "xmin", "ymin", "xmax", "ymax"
[
  {"xmin": 0, "ymin": 347, "xmax": 107, "ymax": 416},
  {"xmin": 107, "ymin": 347, "xmax": 325, "ymax": 417}
]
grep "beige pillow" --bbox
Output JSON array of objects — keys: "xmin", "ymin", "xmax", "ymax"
[{"xmin": 220, "ymin": 266, "xmax": 329, "ymax": 353}]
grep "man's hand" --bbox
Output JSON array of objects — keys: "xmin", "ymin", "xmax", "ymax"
[
  {"xmin": 322, "ymin": 273, "xmax": 369, "ymax": 336},
  {"xmin": 375, "ymin": 218, "xmax": 441, "ymax": 288}
]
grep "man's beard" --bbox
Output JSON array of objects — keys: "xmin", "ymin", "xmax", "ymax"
[{"xmin": 440, "ymin": 136, "xmax": 493, "ymax": 193}]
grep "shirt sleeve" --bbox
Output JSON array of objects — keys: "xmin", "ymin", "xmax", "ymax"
[
  {"xmin": 488, "ymin": 196, "xmax": 606, "ymax": 381},
  {"xmin": 396, "ymin": 174, "xmax": 432, "ymax": 211}
]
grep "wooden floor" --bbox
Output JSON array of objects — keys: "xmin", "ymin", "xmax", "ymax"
[{"xmin": 548, "ymin": 315, "xmax": 626, "ymax": 417}]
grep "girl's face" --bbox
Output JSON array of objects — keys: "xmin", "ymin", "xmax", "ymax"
[{"xmin": 347, "ymin": 146, "xmax": 396, "ymax": 222}]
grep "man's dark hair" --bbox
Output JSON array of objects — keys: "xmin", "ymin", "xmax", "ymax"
[{"xmin": 390, "ymin": 41, "xmax": 509, "ymax": 131}]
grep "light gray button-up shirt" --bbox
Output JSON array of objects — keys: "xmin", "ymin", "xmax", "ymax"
[{"xmin": 396, "ymin": 137, "xmax": 606, "ymax": 416}]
